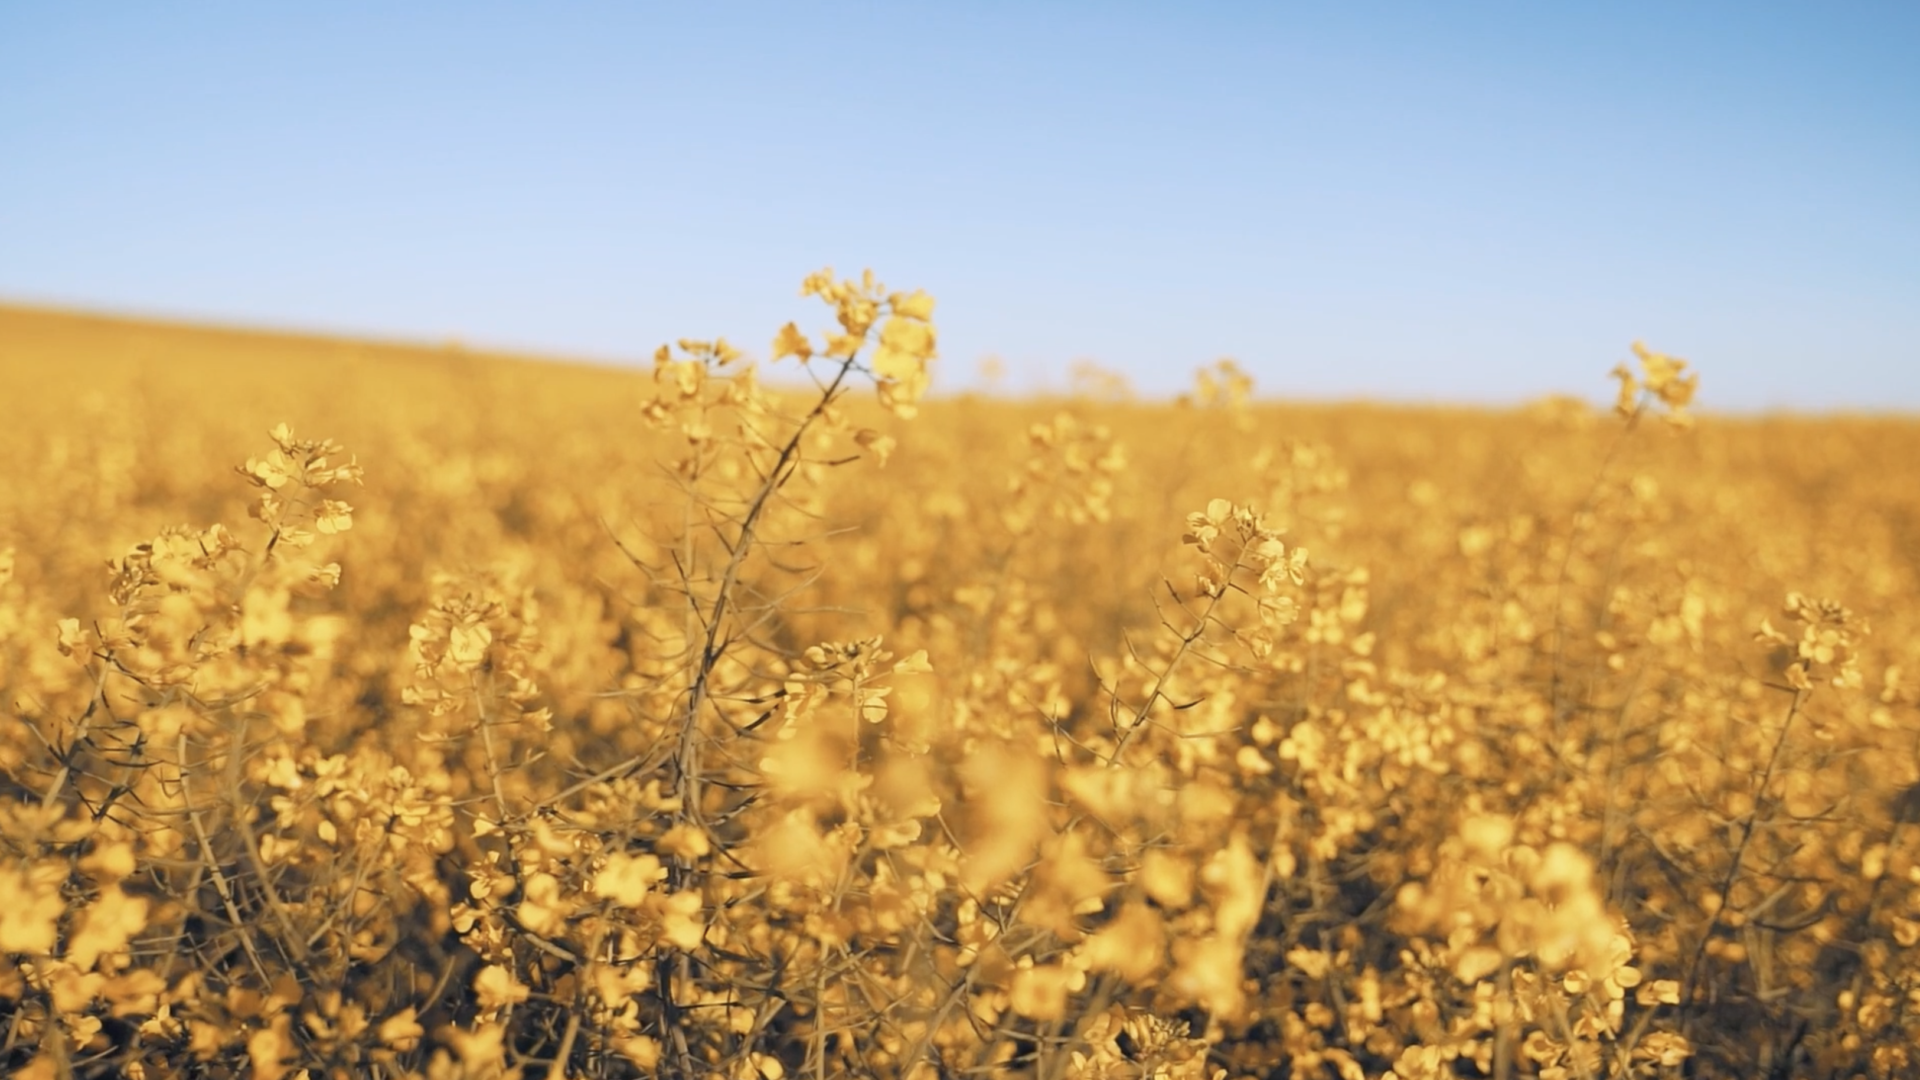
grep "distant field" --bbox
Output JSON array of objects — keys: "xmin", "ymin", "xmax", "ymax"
[{"xmin": 2, "ymin": 290, "xmax": 1918, "ymax": 1079}]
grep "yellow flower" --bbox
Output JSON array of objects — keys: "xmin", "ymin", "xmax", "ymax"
[
  {"xmin": 473, "ymin": 964, "xmax": 531, "ymax": 1012},
  {"xmin": 593, "ymin": 852, "xmax": 667, "ymax": 908},
  {"xmin": 771, "ymin": 321, "xmax": 814, "ymax": 362},
  {"xmin": 68, "ymin": 884, "xmax": 150, "ymax": 971},
  {"xmin": 0, "ymin": 864, "xmax": 64, "ymax": 954}
]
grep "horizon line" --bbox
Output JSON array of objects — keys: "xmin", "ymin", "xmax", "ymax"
[{"xmin": 6, "ymin": 295, "xmax": 1913, "ymax": 422}]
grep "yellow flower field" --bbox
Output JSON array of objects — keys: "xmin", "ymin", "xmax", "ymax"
[{"xmin": 1, "ymin": 275, "xmax": 1917, "ymax": 1080}]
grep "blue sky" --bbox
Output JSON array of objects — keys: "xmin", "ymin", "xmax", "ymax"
[{"xmin": 3, "ymin": 3, "xmax": 1916, "ymax": 409}]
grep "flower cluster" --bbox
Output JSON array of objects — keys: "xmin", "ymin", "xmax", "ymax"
[
  {"xmin": 7, "ymin": 284, "xmax": 1920, "ymax": 1080},
  {"xmin": 1610, "ymin": 342, "xmax": 1699, "ymax": 426}
]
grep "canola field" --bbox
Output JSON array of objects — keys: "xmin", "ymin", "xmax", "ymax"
[{"xmin": 1, "ymin": 274, "xmax": 1918, "ymax": 1080}]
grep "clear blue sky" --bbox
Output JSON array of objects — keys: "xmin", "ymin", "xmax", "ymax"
[{"xmin": 3, "ymin": 3, "xmax": 1916, "ymax": 409}]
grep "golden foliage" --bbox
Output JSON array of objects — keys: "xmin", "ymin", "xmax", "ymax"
[{"xmin": 0, "ymin": 289, "xmax": 1918, "ymax": 1080}]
